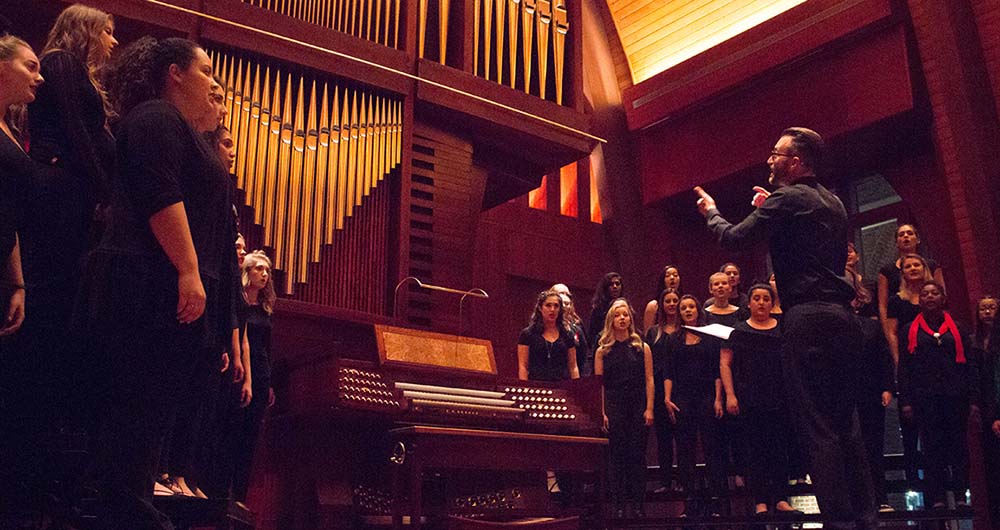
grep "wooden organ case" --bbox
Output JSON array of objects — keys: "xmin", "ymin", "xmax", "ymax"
[
  {"xmin": 260, "ymin": 314, "xmax": 605, "ymax": 529},
  {"xmin": 51, "ymin": 0, "xmax": 601, "ymax": 527}
]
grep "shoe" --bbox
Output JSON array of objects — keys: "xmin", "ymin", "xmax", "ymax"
[{"xmin": 878, "ymin": 503, "xmax": 895, "ymax": 513}]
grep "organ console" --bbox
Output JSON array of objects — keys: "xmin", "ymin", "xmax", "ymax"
[{"xmin": 254, "ymin": 304, "xmax": 606, "ymax": 530}]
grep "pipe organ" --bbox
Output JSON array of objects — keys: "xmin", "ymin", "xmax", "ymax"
[
  {"xmin": 237, "ymin": 0, "xmax": 403, "ymax": 49},
  {"xmin": 211, "ymin": 49, "xmax": 404, "ymax": 295},
  {"xmin": 419, "ymin": 0, "xmax": 572, "ymax": 104}
]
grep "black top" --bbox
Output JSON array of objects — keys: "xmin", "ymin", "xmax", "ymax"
[
  {"xmin": 569, "ymin": 322, "xmax": 591, "ymax": 377},
  {"xmin": 706, "ymin": 177, "xmax": 855, "ymax": 309},
  {"xmin": 856, "ymin": 316, "xmax": 895, "ymax": 396},
  {"xmin": 645, "ymin": 327, "xmax": 674, "ymax": 400},
  {"xmin": 601, "ymin": 339, "xmax": 645, "ymax": 397},
  {"xmin": 723, "ymin": 320, "xmax": 783, "ymax": 408},
  {"xmin": 28, "ymin": 51, "xmax": 114, "ymax": 205},
  {"xmin": 246, "ymin": 304, "xmax": 273, "ymax": 389},
  {"xmin": 667, "ymin": 334, "xmax": 721, "ymax": 402},
  {"xmin": 79, "ymin": 100, "xmax": 236, "ymax": 350},
  {"xmin": 878, "ymin": 258, "xmax": 940, "ymax": 300},
  {"xmin": 705, "ymin": 310, "xmax": 741, "ymax": 328},
  {"xmin": 22, "ymin": 51, "xmax": 115, "ymax": 295},
  {"xmin": 0, "ymin": 131, "xmax": 31, "ymax": 264},
  {"xmin": 887, "ymin": 294, "xmax": 921, "ymax": 347},
  {"xmin": 898, "ymin": 317, "xmax": 978, "ymax": 405},
  {"xmin": 976, "ymin": 345, "xmax": 1000, "ymax": 423},
  {"xmin": 519, "ymin": 325, "xmax": 575, "ymax": 381},
  {"xmin": 587, "ymin": 301, "xmax": 611, "ymax": 350}
]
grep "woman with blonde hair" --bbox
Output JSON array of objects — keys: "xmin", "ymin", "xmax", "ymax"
[
  {"xmin": 885, "ymin": 253, "xmax": 932, "ymax": 486},
  {"xmin": 223, "ymin": 250, "xmax": 276, "ymax": 503},
  {"xmin": 15, "ymin": 3, "xmax": 117, "ymax": 452},
  {"xmin": 595, "ymin": 299, "xmax": 654, "ymax": 518}
]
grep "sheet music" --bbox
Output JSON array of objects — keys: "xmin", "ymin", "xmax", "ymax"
[{"xmin": 683, "ymin": 323, "xmax": 735, "ymax": 340}]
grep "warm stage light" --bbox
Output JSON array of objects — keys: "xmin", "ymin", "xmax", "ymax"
[{"xmin": 606, "ymin": 0, "xmax": 808, "ymax": 84}]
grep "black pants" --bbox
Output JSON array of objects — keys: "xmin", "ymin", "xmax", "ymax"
[
  {"xmin": 782, "ymin": 302, "xmax": 876, "ymax": 530},
  {"xmin": 162, "ymin": 351, "xmax": 219, "ymax": 480},
  {"xmin": 605, "ymin": 390, "xmax": 647, "ymax": 505},
  {"xmin": 0, "ymin": 279, "xmax": 95, "ymax": 493},
  {"xmin": 674, "ymin": 394, "xmax": 725, "ymax": 502},
  {"xmin": 744, "ymin": 404, "xmax": 793, "ymax": 506},
  {"xmin": 229, "ymin": 381, "xmax": 270, "ymax": 501},
  {"xmin": 983, "ymin": 425, "xmax": 1000, "ymax": 527},
  {"xmin": 856, "ymin": 395, "xmax": 887, "ymax": 504},
  {"xmin": 900, "ymin": 412, "xmax": 920, "ymax": 483},
  {"xmin": 720, "ymin": 414, "xmax": 747, "ymax": 478},
  {"xmin": 913, "ymin": 395, "xmax": 969, "ymax": 504},
  {"xmin": 652, "ymin": 394, "xmax": 675, "ymax": 483},
  {"xmin": 90, "ymin": 323, "xmax": 202, "ymax": 501}
]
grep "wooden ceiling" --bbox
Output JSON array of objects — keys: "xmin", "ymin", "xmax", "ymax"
[{"xmin": 606, "ymin": 0, "xmax": 808, "ymax": 84}]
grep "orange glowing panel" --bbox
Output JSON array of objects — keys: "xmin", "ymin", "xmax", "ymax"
[
  {"xmin": 528, "ymin": 175, "xmax": 548, "ymax": 210},
  {"xmin": 560, "ymin": 162, "xmax": 578, "ymax": 217},
  {"xmin": 606, "ymin": 0, "xmax": 807, "ymax": 84},
  {"xmin": 589, "ymin": 161, "xmax": 601, "ymax": 224}
]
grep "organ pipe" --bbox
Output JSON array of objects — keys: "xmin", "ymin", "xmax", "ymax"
[
  {"xmin": 536, "ymin": 0, "xmax": 551, "ymax": 100},
  {"xmin": 238, "ymin": 0, "xmax": 402, "ymax": 49},
  {"xmin": 214, "ymin": 50, "xmax": 403, "ymax": 294}
]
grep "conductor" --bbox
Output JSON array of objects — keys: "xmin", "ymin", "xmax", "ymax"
[{"xmin": 694, "ymin": 127, "xmax": 876, "ymax": 530}]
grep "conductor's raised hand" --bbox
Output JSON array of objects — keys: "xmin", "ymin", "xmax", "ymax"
[
  {"xmin": 751, "ymin": 186, "xmax": 771, "ymax": 208},
  {"xmin": 177, "ymin": 271, "xmax": 206, "ymax": 324},
  {"xmin": 693, "ymin": 186, "xmax": 716, "ymax": 217}
]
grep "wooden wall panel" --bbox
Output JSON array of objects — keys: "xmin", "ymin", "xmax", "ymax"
[
  {"xmin": 400, "ymin": 123, "xmax": 486, "ymax": 333},
  {"xmin": 637, "ymin": 25, "xmax": 913, "ymax": 205}
]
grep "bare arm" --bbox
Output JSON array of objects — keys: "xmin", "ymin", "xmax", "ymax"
[
  {"xmin": 886, "ymin": 317, "xmax": 900, "ymax": 369},
  {"xmin": 567, "ymin": 346, "xmax": 580, "ymax": 379},
  {"xmin": 0, "ymin": 235, "xmax": 25, "ymax": 336},
  {"xmin": 149, "ymin": 203, "xmax": 205, "ymax": 324},
  {"xmin": 720, "ymin": 347, "xmax": 738, "ymax": 415},
  {"xmin": 713, "ymin": 378, "xmax": 724, "ymax": 418},
  {"xmin": 517, "ymin": 344, "xmax": 529, "ymax": 381},
  {"xmin": 643, "ymin": 300, "xmax": 658, "ymax": 331},
  {"xmin": 643, "ymin": 344, "xmax": 655, "ymax": 414}
]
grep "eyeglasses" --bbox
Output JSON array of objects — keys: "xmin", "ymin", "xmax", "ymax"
[{"xmin": 769, "ymin": 151, "xmax": 796, "ymax": 159}]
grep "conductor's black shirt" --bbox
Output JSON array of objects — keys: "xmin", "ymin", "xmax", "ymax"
[{"xmin": 705, "ymin": 177, "xmax": 854, "ymax": 309}]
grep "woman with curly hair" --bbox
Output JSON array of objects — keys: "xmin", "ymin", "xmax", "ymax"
[
  {"xmin": 595, "ymin": 298, "xmax": 654, "ymax": 518},
  {"xmin": 78, "ymin": 36, "xmax": 236, "ymax": 511},
  {"xmin": 517, "ymin": 290, "xmax": 579, "ymax": 381}
]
